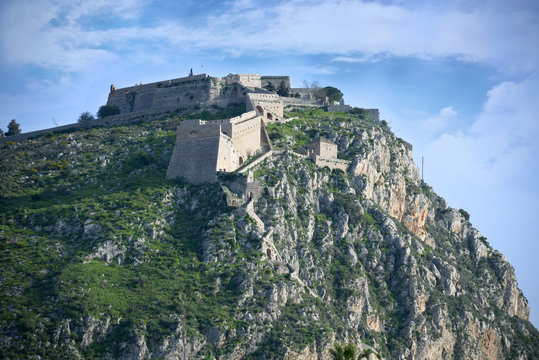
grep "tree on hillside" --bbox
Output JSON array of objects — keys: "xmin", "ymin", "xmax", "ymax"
[
  {"xmin": 6, "ymin": 119, "xmax": 21, "ymax": 136},
  {"xmin": 330, "ymin": 343, "xmax": 356, "ymax": 360},
  {"xmin": 97, "ymin": 104, "xmax": 121, "ymax": 118},
  {"xmin": 0, "ymin": 128, "xmax": 4, "ymax": 138},
  {"xmin": 277, "ymin": 81, "xmax": 290, "ymax": 97},
  {"xmin": 264, "ymin": 81, "xmax": 276, "ymax": 92},
  {"xmin": 316, "ymin": 86, "xmax": 343, "ymax": 104},
  {"xmin": 330, "ymin": 343, "xmax": 380, "ymax": 360},
  {"xmin": 78, "ymin": 111, "xmax": 95, "ymax": 124},
  {"xmin": 303, "ymin": 80, "xmax": 320, "ymax": 100}
]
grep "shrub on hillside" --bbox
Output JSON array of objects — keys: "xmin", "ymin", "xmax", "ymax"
[
  {"xmin": 97, "ymin": 104, "xmax": 121, "ymax": 118},
  {"xmin": 78, "ymin": 111, "xmax": 95, "ymax": 124}
]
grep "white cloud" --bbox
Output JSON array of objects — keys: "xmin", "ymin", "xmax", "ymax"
[
  {"xmin": 426, "ymin": 75, "xmax": 539, "ymax": 189},
  {"xmin": 331, "ymin": 54, "xmax": 389, "ymax": 63},
  {"xmin": 305, "ymin": 65, "xmax": 337, "ymax": 75},
  {"xmin": 0, "ymin": 0, "xmax": 140, "ymax": 70},
  {"xmin": 1, "ymin": 0, "xmax": 538, "ymax": 75},
  {"xmin": 331, "ymin": 56, "xmax": 369, "ymax": 63},
  {"xmin": 440, "ymin": 106, "xmax": 457, "ymax": 117},
  {"xmin": 420, "ymin": 106, "xmax": 459, "ymax": 136}
]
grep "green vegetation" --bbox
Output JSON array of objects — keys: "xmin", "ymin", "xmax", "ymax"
[
  {"xmin": 263, "ymin": 81, "xmax": 276, "ymax": 92},
  {"xmin": 1, "ymin": 106, "xmax": 537, "ymax": 359},
  {"xmin": 78, "ymin": 111, "xmax": 95, "ymax": 124},
  {"xmin": 125, "ymin": 92, "xmax": 137, "ymax": 112},
  {"xmin": 6, "ymin": 118, "xmax": 21, "ymax": 136},
  {"xmin": 330, "ymin": 343, "xmax": 381, "ymax": 360},
  {"xmin": 277, "ymin": 81, "xmax": 290, "ymax": 97},
  {"xmin": 266, "ymin": 107, "xmax": 378, "ymax": 160},
  {"xmin": 97, "ymin": 104, "xmax": 121, "ymax": 118},
  {"xmin": 317, "ymin": 86, "xmax": 343, "ymax": 103},
  {"xmin": 458, "ymin": 208, "xmax": 470, "ymax": 221}
]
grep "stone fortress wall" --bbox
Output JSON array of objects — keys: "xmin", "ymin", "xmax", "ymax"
[
  {"xmin": 221, "ymin": 74, "xmax": 291, "ymax": 91},
  {"xmin": 310, "ymin": 154, "xmax": 350, "ymax": 173},
  {"xmin": 223, "ymin": 73, "xmax": 262, "ymax": 88},
  {"xmin": 327, "ymin": 105, "xmax": 380, "ymax": 122},
  {"xmin": 246, "ymin": 92, "xmax": 283, "ymax": 119},
  {"xmin": 107, "ymin": 74, "xmax": 218, "ymax": 114},
  {"xmin": 290, "ymin": 88, "xmax": 311, "ymax": 98},
  {"xmin": 107, "ymin": 72, "xmax": 291, "ymax": 117},
  {"xmin": 106, "ymin": 71, "xmax": 383, "ymax": 122},
  {"xmin": 2, "ymin": 70, "xmax": 376, "ymax": 183},
  {"xmin": 261, "ymin": 76, "xmax": 290, "ymax": 90},
  {"xmin": 166, "ymin": 119, "xmax": 224, "ymax": 183},
  {"xmin": 166, "ymin": 110, "xmax": 272, "ymax": 183}
]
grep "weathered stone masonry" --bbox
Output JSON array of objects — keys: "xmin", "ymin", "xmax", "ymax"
[
  {"xmin": 107, "ymin": 74, "xmax": 224, "ymax": 114},
  {"xmin": 163, "ymin": 73, "xmax": 361, "ymax": 183},
  {"xmin": 166, "ymin": 111, "xmax": 271, "ymax": 183}
]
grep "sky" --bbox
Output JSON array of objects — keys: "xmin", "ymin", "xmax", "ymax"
[{"xmin": 1, "ymin": 0, "xmax": 538, "ymax": 326}]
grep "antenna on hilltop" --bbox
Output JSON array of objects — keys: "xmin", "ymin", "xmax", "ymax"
[{"xmin": 52, "ymin": 117, "xmax": 58, "ymax": 127}]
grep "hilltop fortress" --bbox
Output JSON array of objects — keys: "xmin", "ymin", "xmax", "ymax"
[
  {"xmin": 156, "ymin": 73, "xmax": 297, "ymax": 183},
  {"xmin": 106, "ymin": 73, "xmax": 293, "ymax": 117},
  {"xmin": 106, "ymin": 71, "xmax": 373, "ymax": 183},
  {"xmin": 0, "ymin": 71, "xmax": 378, "ymax": 181},
  {"xmin": 105, "ymin": 71, "xmax": 357, "ymax": 183}
]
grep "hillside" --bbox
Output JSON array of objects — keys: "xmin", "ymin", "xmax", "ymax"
[{"xmin": 1, "ymin": 108, "xmax": 538, "ymax": 359}]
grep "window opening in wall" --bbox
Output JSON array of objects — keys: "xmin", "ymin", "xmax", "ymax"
[{"xmin": 266, "ymin": 248, "xmax": 272, "ymax": 259}]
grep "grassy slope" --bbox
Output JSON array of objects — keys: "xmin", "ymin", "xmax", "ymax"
[
  {"xmin": 0, "ymin": 109, "xmax": 256, "ymax": 358},
  {"xmin": 1, "ymin": 107, "xmax": 537, "ymax": 359}
]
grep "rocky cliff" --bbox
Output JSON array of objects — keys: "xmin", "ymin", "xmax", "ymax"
[{"xmin": 0, "ymin": 108, "xmax": 537, "ymax": 359}]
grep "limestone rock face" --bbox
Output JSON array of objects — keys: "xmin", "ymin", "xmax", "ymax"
[{"xmin": 2, "ymin": 112, "xmax": 537, "ymax": 360}]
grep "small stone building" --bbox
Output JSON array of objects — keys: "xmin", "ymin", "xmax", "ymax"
[
  {"xmin": 307, "ymin": 137, "xmax": 338, "ymax": 159},
  {"xmin": 306, "ymin": 137, "xmax": 350, "ymax": 173}
]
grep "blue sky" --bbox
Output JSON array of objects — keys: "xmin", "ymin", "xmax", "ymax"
[{"xmin": 1, "ymin": 0, "xmax": 539, "ymax": 326}]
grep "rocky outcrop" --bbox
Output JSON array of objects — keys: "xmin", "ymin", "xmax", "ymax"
[{"xmin": 2, "ymin": 111, "xmax": 537, "ymax": 360}]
